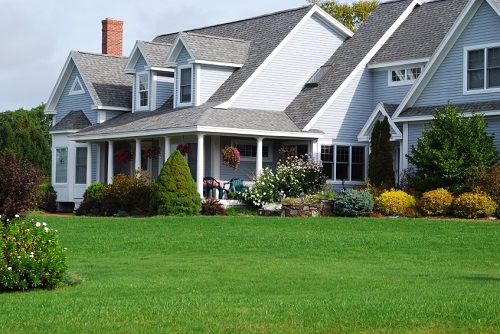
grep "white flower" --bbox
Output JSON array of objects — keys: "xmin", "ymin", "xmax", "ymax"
[
  {"xmin": 35, "ymin": 222, "xmax": 41, "ymax": 227},
  {"xmin": 44, "ymin": 227, "xmax": 49, "ymax": 232},
  {"xmin": 17, "ymin": 256, "xmax": 21, "ymax": 259},
  {"xmin": 48, "ymin": 240, "xmax": 52, "ymax": 243},
  {"xmin": 29, "ymin": 252, "xmax": 34, "ymax": 258},
  {"xmin": 26, "ymin": 229, "xmax": 30, "ymax": 232},
  {"xmin": 15, "ymin": 214, "xmax": 20, "ymax": 218},
  {"xmin": 42, "ymin": 222, "xmax": 47, "ymax": 226},
  {"xmin": 7, "ymin": 267, "xmax": 12, "ymax": 271}
]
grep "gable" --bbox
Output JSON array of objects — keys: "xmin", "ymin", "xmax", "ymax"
[
  {"xmin": 411, "ymin": 0, "xmax": 500, "ymax": 108},
  {"xmin": 69, "ymin": 76, "xmax": 85, "ymax": 95},
  {"xmin": 358, "ymin": 103, "xmax": 402, "ymax": 141}
]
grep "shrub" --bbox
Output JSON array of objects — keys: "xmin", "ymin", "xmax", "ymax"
[
  {"xmin": 0, "ymin": 152, "xmax": 43, "ymax": 222},
  {"xmin": 333, "ymin": 189, "xmax": 374, "ymax": 217},
  {"xmin": 375, "ymin": 189, "xmax": 416, "ymax": 216},
  {"xmin": 201, "ymin": 198, "xmax": 227, "ymax": 216},
  {"xmin": 368, "ymin": 116, "xmax": 395, "ymax": 189},
  {"xmin": 243, "ymin": 167, "xmax": 278, "ymax": 207},
  {"xmin": 465, "ymin": 163, "xmax": 500, "ymax": 209},
  {"xmin": 0, "ymin": 217, "xmax": 67, "ymax": 291},
  {"xmin": 150, "ymin": 150, "xmax": 201, "ymax": 216},
  {"xmin": 452, "ymin": 191, "xmax": 497, "ymax": 219},
  {"xmin": 417, "ymin": 188, "xmax": 454, "ymax": 216},
  {"xmin": 83, "ymin": 182, "xmax": 106, "ymax": 200},
  {"xmin": 37, "ymin": 182, "xmax": 57, "ymax": 213},
  {"xmin": 75, "ymin": 198, "xmax": 100, "ymax": 216},
  {"xmin": 100, "ymin": 170, "xmax": 154, "ymax": 215},
  {"xmin": 275, "ymin": 155, "xmax": 326, "ymax": 197}
]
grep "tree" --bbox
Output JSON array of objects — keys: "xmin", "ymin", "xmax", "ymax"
[
  {"xmin": 308, "ymin": 0, "xmax": 379, "ymax": 32},
  {"xmin": 150, "ymin": 150, "xmax": 201, "ymax": 215},
  {"xmin": 368, "ymin": 116, "xmax": 394, "ymax": 189},
  {"xmin": 0, "ymin": 104, "xmax": 52, "ymax": 177},
  {"xmin": 407, "ymin": 102, "xmax": 499, "ymax": 194}
]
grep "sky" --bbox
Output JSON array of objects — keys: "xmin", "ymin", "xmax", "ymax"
[{"xmin": 0, "ymin": 0, "xmax": 325, "ymax": 112}]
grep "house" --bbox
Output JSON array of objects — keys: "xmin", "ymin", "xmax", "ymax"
[{"xmin": 46, "ymin": 0, "xmax": 500, "ymax": 210}]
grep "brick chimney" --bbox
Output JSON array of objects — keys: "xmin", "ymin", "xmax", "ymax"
[{"xmin": 101, "ymin": 18, "xmax": 123, "ymax": 56}]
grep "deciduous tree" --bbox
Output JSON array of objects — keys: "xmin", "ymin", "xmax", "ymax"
[{"xmin": 308, "ymin": 0, "xmax": 378, "ymax": 32}]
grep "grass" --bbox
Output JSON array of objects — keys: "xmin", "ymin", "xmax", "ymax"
[{"xmin": 1, "ymin": 214, "xmax": 499, "ymax": 333}]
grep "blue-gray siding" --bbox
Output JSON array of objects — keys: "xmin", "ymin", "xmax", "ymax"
[
  {"xmin": 372, "ymin": 69, "xmax": 413, "ymax": 106},
  {"xmin": 155, "ymin": 74, "xmax": 174, "ymax": 109},
  {"xmin": 134, "ymin": 55, "xmax": 150, "ymax": 111},
  {"xmin": 55, "ymin": 66, "xmax": 96, "ymax": 124},
  {"xmin": 231, "ymin": 14, "xmax": 346, "ymax": 111},
  {"xmin": 414, "ymin": 1, "xmax": 500, "ymax": 106}
]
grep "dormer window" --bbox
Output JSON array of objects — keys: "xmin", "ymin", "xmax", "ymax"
[
  {"xmin": 179, "ymin": 66, "xmax": 192, "ymax": 105},
  {"xmin": 388, "ymin": 66, "xmax": 422, "ymax": 86},
  {"xmin": 69, "ymin": 77, "xmax": 85, "ymax": 95},
  {"xmin": 136, "ymin": 72, "xmax": 149, "ymax": 110}
]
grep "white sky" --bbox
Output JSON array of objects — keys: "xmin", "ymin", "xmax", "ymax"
[{"xmin": 0, "ymin": 0, "xmax": 354, "ymax": 112}]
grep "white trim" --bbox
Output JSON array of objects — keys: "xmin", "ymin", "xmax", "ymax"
[
  {"xmin": 91, "ymin": 105, "xmax": 131, "ymax": 111},
  {"xmin": 45, "ymin": 53, "xmax": 74, "ymax": 113},
  {"xmin": 176, "ymin": 65, "xmax": 193, "ymax": 107},
  {"xmin": 69, "ymin": 126, "xmax": 324, "ymax": 142},
  {"xmin": 49, "ymin": 129, "xmax": 80, "ymax": 135},
  {"xmin": 124, "ymin": 41, "xmax": 151, "ymax": 73},
  {"xmin": 164, "ymin": 33, "xmax": 195, "ymax": 66},
  {"xmin": 195, "ymin": 64, "xmax": 201, "ymax": 106},
  {"xmin": 402, "ymin": 122, "xmax": 409, "ymax": 171},
  {"xmin": 393, "ymin": 109, "xmax": 500, "ymax": 123},
  {"xmin": 387, "ymin": 65, "xmax": 424, "ymax": 86},
  {"xmin": 393, "ymin": 0, "xmax": 482, "ymax": 118},
  {"xmin": 215, "ymin": 6, "xmax": 353, "ymax": 110},
  {"xmin": 135, "ymin": 71, "xmax": 150, "ymax": 111},
  {"xmin": 303, "ymin": 0, "xmax": 423, "ymax": 131},
  {"xmin": 231, "ymin": 138, "xmax": 273, "ymax": 163},
  {"xmin": 189, "ymin": 59, "xmax": 244, "ymax": 68},
  {"xmin": 463, "ymin": 42, "xmax": 500, "ymax": 95},
  {"xmin": 367, "ymin": 57, "xmax": 430, "ymax": 69},
  {"xmin": 319, "ymin": 142, "xmax": 369, "ymax": 182},
  {"xmin": 357, "ymin": 103, "xmax": 403, "ymax": 141},
  {"xmin": 69, "ymin": 76, "xmax": 85, "ymax": 95},
  {"xmin": 147, "ymin": 66, "xmax": 175, "ymax": 72}
]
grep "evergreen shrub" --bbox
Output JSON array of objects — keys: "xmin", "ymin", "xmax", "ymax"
[
  {"xmin": 0, "ymin": 217, "xmax": 67, "ymax": 291},
  {"xmin": 83, "ymin": 182, "xmax": 106, "ymax": 200},
  {"xmin": 452, "ymin": 191, "xmax": 497, "ymax": 219},
  {"xmin": 375, "ymin": 189, "xmax": 416, "ymax": 216},
  {"xmin": 150, "ymin": 150, "xmax": 201, "ymax": 215},
  {"xmin": 333, "ymin": 189, "xmax": 374, "ymax": 217},
  {"xmin": 417, "ymin": 188, "xmax": 454, "ymax": 216}
]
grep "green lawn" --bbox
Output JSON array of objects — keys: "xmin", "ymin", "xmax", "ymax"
[{"xmin": 1, "ymin": 214, "xmax": 499, "ymax": 333}]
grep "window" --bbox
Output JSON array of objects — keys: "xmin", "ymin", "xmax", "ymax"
[
  {"xmin": 466, "ymin": 45, "xmax": 500, "ymax": 91},
  {"xmin": 69, "ymin": 77, "xmax": 85, "ymax": 95},
  {"xmin": 179, "ymin": 67, "xmax": 192, "ymax": 104},
  {"xmin": 55, "ymin": 148, "xmax": 68, "ymax": 183},
  {"xmin": 321, "ymin": 145, "xmax": 366, "ymax": 181},
  {"xmin": 136, "ymin": 73, "xmax": 149, "ymax": 109},
  {"xmin": 75, "ymin": 147, "xmax": 87, "ymax": 184},
  {"xmin": 389, "ymin": 66, "xmax": 422, "ymax": 86},
  {"xmin": 232, "ymin": 140, "xmax": 272, "ymax": 162}
]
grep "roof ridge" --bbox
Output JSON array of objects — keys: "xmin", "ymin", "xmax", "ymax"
[
  {"xmin": 72, "ymin": 50, "xmax": 128, "ymax": 59},
  {"xmin": 182, "ymin": 31, "xmax": 247, "ymax": 43},
  {"xmin": 139, "ymin": 40, "xmax": 172, "ymax": 46},
  {"xmin": 154, "ymin": 5, "xmax": 313, "ymax": 40}
]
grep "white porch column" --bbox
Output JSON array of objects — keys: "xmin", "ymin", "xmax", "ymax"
[
  {"xmin": 211, "ymin": 135, "xmax": 220, "ymax": 180},
  {"xmin": 312, "ymin": 139, "xmax": 320, "ymax": 162},
  {"xmin": 135, "ymin": 139, "xmax": 142, "ymax": 170},
  {"xmin": 402, "ymin": 122, "xmax": 409, "ymax": 171},
  {"xmin": 86, "ymin": 142, "xmax": 92, "ymax": 187},
  {"xmin": 164, "ymin": 136, "xmax": 171, "ymax": 163},
  {"xmin": 107, "ymin": 140, "xmax": 114, "ymax": 184},
  {"xmin": 256, "ymin": 137, "xmax": 263, "ymax": 175},
  {"xmin": 197, "ymin": 133, "xmax": 205, "ymax": 198},
  {"xmin": 68, "ymin": 140, "xmax": 76, "ymax": 201}
]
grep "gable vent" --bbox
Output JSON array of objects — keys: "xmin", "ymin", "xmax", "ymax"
[{"xmin": 305, "ymin": 65, "xmax": 331, "ymax": 88}]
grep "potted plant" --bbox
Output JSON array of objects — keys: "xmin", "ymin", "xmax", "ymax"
[
  {"xmin": 222, "ymin": 145, "xmax": 240, "ymax": 170},
  {"xmin": 142, "ymin": 146, "xmax": 161, "ymax": 159},
  {"xmin": 176, "ymin": 144, "xmax": 192, "ymax": 156},
  {"xmin": 115, "ymin": 149, "xmax": 133, "ymax": 164}
]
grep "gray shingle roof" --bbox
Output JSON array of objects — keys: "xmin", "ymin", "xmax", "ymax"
[
  {"xmin": 285, "ymin": 0, "xmax": 414, "ymax": 130},
  {"xmin": 137, "ymin": 41, "xmax": 172, "ymax": 68},
  {"xmin": 51, "ymin": 110, "xmax": 91, "ymax": 131},
  {"xmin": 153, "ymin": 5, "xmax": 314, "ymax": 103},
  {"xmin": 382, "ymin": 103, "xmax": 399, "ymax": 117},
  {"xmin": 397, "ymin": 100, "xmax": 500, "ymax": 118},
  {"xmin": 72, "ymin": 102, "xmax": 309, "ymax": 138},
  {"xmin": 370, "ymin": 0, "xmax": 469, "ymax": 65},
  {"xmin": 72, "ymin": 51, "xmax": 132, "ymax": 108},
  {"xmin": 180, "ymin": 32, "xmax": 250, "ymax": 65}
]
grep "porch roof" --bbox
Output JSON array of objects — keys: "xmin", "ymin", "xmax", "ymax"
[{"xmin": 69, "ymin": 102, "xmax": 323, "ymax": 140}]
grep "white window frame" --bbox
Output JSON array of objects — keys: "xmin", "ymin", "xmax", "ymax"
[
  {"xmin": 388, "ymin": 66, "xmax": 423, "ymax": 86},
  {"xmin": 136, "ymin": 72, "xmax": 150, "ymax": 111},
  {"xmin": 463, "ymin": 43, "xmax": 500, "ymax": 95},
  {"xmin": 69, "ymin": 76, "xmax": 85, "ymax": 95},
  {"xmin": 320, "ymin": 144, "xmax": 367, "ymax": 182},
  {"xmin": 55, "ymin": 147, "xmax": 68, "ymax": 183},
  {"xmin": 177, "ymin": 65, "xmax": 193, "ymax": 107},
  {"xmin": 75, "ymin": 147, "xmax": 87, "ymax": 184},
  {"xmin": 231, "ymin": 140, "xmax": 273, "ymax": 162}
]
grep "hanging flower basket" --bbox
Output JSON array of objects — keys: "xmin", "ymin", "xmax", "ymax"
[
  {"xmin": 142, "ymin": 146, "xmax": 161, "ymax": 159},
  {"xmin": 176, "ymin": 143, "xmax": 192, "ymax": 156},
  {"xmin": 222, "ymin": 145, "xmax": 240, "ymax": 170},
  {"xmin": 115, "ymin": 149, "xmax": 134, "ymax": 164}
]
